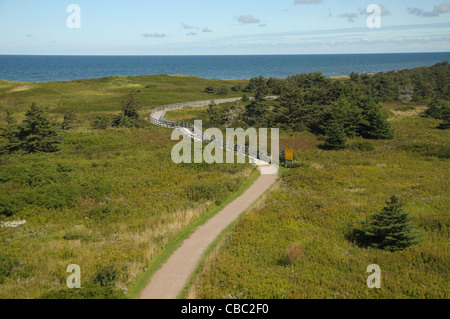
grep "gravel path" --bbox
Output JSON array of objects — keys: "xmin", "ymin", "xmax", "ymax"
[
  {"xmin": 140, "ymin": 99, "xmax": 279, "ymax": 299},
  {"xmin": 140, "ymin": 166, "xmax": 277, "ymax": 299}
]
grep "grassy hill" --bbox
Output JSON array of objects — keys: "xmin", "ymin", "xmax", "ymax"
[
  {"xmin": 0, "ymin": 75, "xmax": 252, "ymax": 298},
  {"xmin": 0, "ymin": 72, "xmax": 448, "ymax": 299},
  {"xmin": 182, "ymin": 104, "xmax": 449, "ymax": 299}
]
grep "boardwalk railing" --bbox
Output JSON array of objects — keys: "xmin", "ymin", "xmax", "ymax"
[{"xmin": 149, "ymin": 96, "xmax": 278, "ymax": 162}]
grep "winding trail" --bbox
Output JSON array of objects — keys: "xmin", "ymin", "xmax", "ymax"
[{"xmin": 140, "ymin": 98, "xmax": 278, "ymax": 299}]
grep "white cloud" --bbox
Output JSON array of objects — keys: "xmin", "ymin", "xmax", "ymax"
[
  {"xmin": 408, "ymin": 7, "xmax": 439, "ymax": 17},
  {"xmin": 408, "ymin": 4, "xmax": 450, "ymax": 17},
  {"xmin": 435, "ymin": 3, "xmax": 450, "ymax": 13},
  {"xmin": 182, "ymin": 23, "xmax": 197, "ymax": 30},
  {"xmin": 202, "ymin": 28, "xmax": 213, "ymax": 33},
  {"xmin": 142, "ymin": 33, "xmax": 166, "ymax": 38},
  {"xmin": 237, "ymin": 15, "xmax": 261, "ymax": 24},
  {"xmin": 339, "ymin": 12, "xmax": 358, "ymax": 22}
]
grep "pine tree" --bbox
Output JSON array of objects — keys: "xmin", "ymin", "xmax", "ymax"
[
  {"xmin": 0, "ymin": 109, "xmax": 20, "ymax": 153},
  {"xmin": 244, "ymin": 100, "xmax": 268, "ymax": 126},
  {"xmin": 91, "ymin": 115, "xmax": 110, "ymax": 130},
  {"xmin": 359, "ymin": 103, "xmax": 394, "ymax": 140},
  {"xmin": 323, "ymin": 120, "xmax": 347, "ymax": 150},
  {"xmin": 423, "ymin": 99, "xmax": 446, "ymax": 119},
  {"xmin": 437, "ymin": 106, "xmax": 450, "ymax": 129},
  {"xmin": 357, "ymin": 196, "xmax": 420, "ymax": 251},
  {"xmin": 122, "ymin": 93, "xmax": 140, "ymax": 120},
  {"xmin": 61, "ymin": 110, "xmax": 79, "ymax": 130},
  {"xmin": 5, "ymin": 103, "xmax": 61, "ymax": 153}
]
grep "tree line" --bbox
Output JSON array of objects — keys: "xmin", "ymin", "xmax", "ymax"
[{"xmin": 208, "ymin": 61, "xmax": 449, "ymax": 149}]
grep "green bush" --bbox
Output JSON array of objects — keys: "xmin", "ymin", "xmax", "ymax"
[
  {"xmin": 93, "ymin": 265, "xmax": 119, "ymax": 287},
  {"xmin": 422, "ymin": 100, "xmax": 449, "ymax": 120},
  {"xmin": 91, "ymin": 115, "xmax": 110, "ymax": 130},
  {"xmin": 40, "ymin": 284, "xmax": 125, "ymax": 299},
  {"xmin": 0, "ymin": 252, "xmax": 18, "ymax": 284},
  {"xmin": 399, "ymin": 143, "xmax": 450, "ymax": 159},
  {"xmin": 61, "ymin": 110, "xmax": 79, "ymax": 130},
  {"xmin": 203, "ymin": 86, "xmax": 216, "ymax": 94},
  {"xmin": 217, "ymin": 86, "xmax": 229, "ymax": 95},
  {"xmin": 112, "ymin": 114, "xmax": 135, "ymax": 128},
  {"xmin": 347, "ymin": 141, "xmax": 375, "ymax": 151}
]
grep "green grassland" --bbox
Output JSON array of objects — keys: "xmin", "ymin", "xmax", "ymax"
[
  {"xmin": 166, "ymin": 106, "xmax": 210, "ymax": 123},
  {"xmin": 179, "ymin": 104, "xmax": 449, "ymax": 299},
  {"xmin": 0, "ymin": 75, "xmax": 247, "ymax": 124},
  {"xmin": 0, "ymin": 75, "xmax": 252, "ymax": 298},
  {"xmin": 0, "ymin": 72, "xmax": 448, "ymax": 299}
]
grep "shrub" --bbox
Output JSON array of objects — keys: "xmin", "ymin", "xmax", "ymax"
[
  {"xmin": 61, "ymin": 110, "xmax": 79, "ymax": 130},
  {"xmin": 40, "ymin": 284, "xmax": 125, "ymax": 299},
  {"xmin": 437, "ymin": 106, "xmax": 450, "ymax": 129},
  {"xmin": 93, "ymin": 265, "xmax": 119, "ymax": 287},
  {"xmin": 0, "ymin": 252, "xmax": 18, "ymax": 284},
  {"xmin": 91, "ymin": 115, "xmax": 110, "ymax": 130},
  {"xmin": 203, "ymin": 86, "xmax": 216, "ymax": 94},
  {"xmin": 231, "ymin": 84, "xmax": 242, "ymax": 92},
  {"xmin": 347, "ymin": 141, "xmax": 375, "ymax": 151},
  {"xmin": 280, "ymin": 243, "xmax": 305, "ymax": 266},
  {"xmin": 217, "ymin": 86, "xmax": 229, "ymax": 96},
  {"xmin": 422, "ymin": 100, "xmax": 449, "ymax": 120},
  {"xmin": 399, "ymin": 143, "xmax": 449, "ymax": 159},
  {"xmin": 112, "ymin": 114, "xmax": 135, "ymax": 128}
]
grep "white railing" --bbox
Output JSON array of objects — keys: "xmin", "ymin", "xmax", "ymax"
[{"xmin": 148, "ymin": 96, "xmax": 277, "ymax": 162}]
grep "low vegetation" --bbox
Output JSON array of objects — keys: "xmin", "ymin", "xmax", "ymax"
[
  {"xmin": 0, "ymin": 75, "xmax": 252, "ymax": 298},
  {"xmin": 0, "ymin": 63, "xmax": 448, "ymax": 299},
  {"xmin": 186, "ymin": 103, "xmax": 449, "ymax": 299}
]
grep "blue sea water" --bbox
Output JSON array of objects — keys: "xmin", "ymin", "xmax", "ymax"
[{"xmin": 0, "ymin": 53, "xmax": 449, "ymax": 83}]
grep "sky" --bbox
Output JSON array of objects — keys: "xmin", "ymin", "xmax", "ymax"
[{"xmin": 0, "ymin": 0, "xmax": 450, "ymax": 55}]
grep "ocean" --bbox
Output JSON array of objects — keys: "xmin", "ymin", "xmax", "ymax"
[{"xmin": 0, "ymin": 52, "xmax": 449, "ymax": 83}]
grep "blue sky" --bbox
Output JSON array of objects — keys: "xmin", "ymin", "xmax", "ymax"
[{"xmin": 0, "ymin": 0, "xmax": 450, "ymax": 55}]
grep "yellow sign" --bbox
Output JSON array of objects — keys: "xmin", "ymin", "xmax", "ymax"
[{"xmin": 285, "ymin": 148, "xmax": 294, "ymax": 161}]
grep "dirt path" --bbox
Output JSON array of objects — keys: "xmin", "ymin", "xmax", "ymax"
[{"xmin": 140, "ymin": 166, "xmax": 278, "ymax": 299}]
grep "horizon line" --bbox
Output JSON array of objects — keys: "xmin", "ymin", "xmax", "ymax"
[{"xmin": 1, "ymin": 51, "xmax": 450, "ymax": 57}]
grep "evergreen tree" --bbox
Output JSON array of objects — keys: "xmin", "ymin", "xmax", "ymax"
[
  {"xmin": 91, "ymin": 115, "xmax": 110, "ymax": 130},
  {"xmin": 323, "ymin": 119, "xmax": 347, "ymax": 150},
  {"xmin": 61, "ymin": 110, "xmax": 79, "ymax": 130},
  {"xmin": 122, "ymin": 93, "xmax": 140, "ymax": 120},
  {"xmin": 112, "ymin": 114, "xmax": 135, "ymax": 128},
  {"xmin": 207, "ymin": 100, "xmax": 224, "ymax": 125},
  {"xmin": 437, "ymin": 106, "xmax": 450, "ymax": 129},
  {"xmin": 5, "ymin": 103, "xmax": 61, "ymax": 153},
  {"xmin": 423, "ymin": 100, "xmax": 443, "ymax": 119},
  {"xmin": 0, "ymin": 109, "xmax": 20, "ymax": 153},
  {"xmin": 244, "ymin": 100, "xmax": 269, "ymax": 126},
  {"xmin": 359, "ymin": 101, "xmax": 394, "ymax": 140},
  {"xmin": 356, "ymin": 196, "xmax": 420, "ymax": 251}
]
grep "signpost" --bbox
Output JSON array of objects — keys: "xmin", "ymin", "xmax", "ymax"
[
  {"xmin": 281, "ymin": 148, "xmax": 294, "ymax": 167},
  {"xmin": 285, "ymin": 148, "xmax": 294, "ymax": 161}
]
